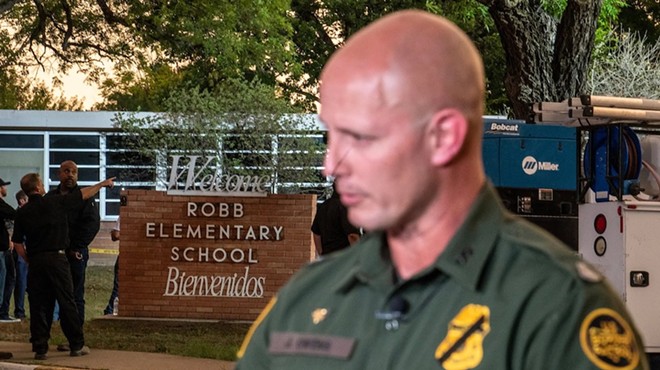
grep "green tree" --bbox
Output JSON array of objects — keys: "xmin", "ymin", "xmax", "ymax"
[
  {"xmin": 0, "ymin": 0, "xmax": 510, "ymax": 113},
  {"xmin": 618, "ymin": 0, "xmax": 660, "ymax": 43},
  {"xmin": 287, "ymin": 1, "xmax": 508, "ymax": 113},
  {"xmin": 0, "ymin": 67, "xmax": 83, "ymax": 110},
  {"xmin": 586, "ymin": 31, "xmax": 660, "ymax": 99},
  {"xmin": 1, "ymin": 0, "xmax": 640, "ymax": 116},
  {"xmin": 95, "ymin": 63, "xmax": 184, "ymax": 111},
  {"xmin": 287, "ymin": 0, "xmax": 627, "ymax": 117},
  {"xmin": 1, "ymin": 0, "xmax": 299, "ymax": 108},
  {"xmin": 473, "ymin": 0, "xmax": 630, "ymax": 117},
  {"xmin": 115, "ymin": 78, "xmax": 325, "ymax": 193}
]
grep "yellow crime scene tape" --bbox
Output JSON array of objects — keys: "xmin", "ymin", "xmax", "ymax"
[{"xmin": 90, "ymin": 248, "xmax": 119, "ymax": 255}]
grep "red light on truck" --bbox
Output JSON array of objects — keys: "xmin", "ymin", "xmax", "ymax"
[{"xmin": 594, "ymin": 214, "xmax": 607, "ymax": 234}]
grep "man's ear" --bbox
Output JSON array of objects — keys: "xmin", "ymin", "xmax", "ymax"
[{"xmin": 428, "ymin": 109, "xmax": 468, "ymax": 167}]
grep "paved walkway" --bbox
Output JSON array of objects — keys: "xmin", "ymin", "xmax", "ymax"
[
  {"xmin": 2, "ymin": 236, "xmax": 238, "ymax": 369},
  {"xmin": 0, "ymin": 341, "xmax": 236, "ymax": 370}
]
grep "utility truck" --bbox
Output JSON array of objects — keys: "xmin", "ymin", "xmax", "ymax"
[{"xmin": 484, "ymin": 96, "xmax": 660, "ymax": 359}]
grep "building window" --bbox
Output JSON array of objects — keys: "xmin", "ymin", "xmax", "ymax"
[
  {"xmin": 0, "ymin": 113, "xmax": 329, "ymax": 216},
  {"xmin": 0, "ymin": 134, "xmax": 43, "ymax": 148},
  {"xmin": 105, "ymin": 133, "xmax": 157, "ymax": 216},
  {"xmin": 49, "ymin": 135, "xmax": 99, "ymax": 149}
]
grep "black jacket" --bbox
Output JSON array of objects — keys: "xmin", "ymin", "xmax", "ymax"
[
  {"xmin": 0, "ymin": 198, "xmax": 17, "ymax": 251},
  {"xmin": 13, "ymin": 191, "xmax": 84, "ymax": 255},
  {"xmin": 310, "ymin": 193, "xmax": 359, "ymax": 255},
  {"xmin": 45, "ymin": 184, "xmax": 100, "ymax": 250}
]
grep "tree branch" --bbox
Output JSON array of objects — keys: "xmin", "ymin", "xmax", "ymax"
[
  {"xmin": 40, "ymin": 39, "xmax": 72, "ymax": 63},
  {"xmin": 29, "ymin": 0, "xmax": 47, "ymax": 44},
  {"xmin": 60, "ymin": 0, "xmax": 73, "ymax": 49},
  {"xmin": 28, "ymin": 41, "xmax": 47, "ymax": 71},
  {"xmin": 0, "ymin": 0, "xmax": 20, "ymax": 14},
  {"xmin": 480, "ymin": 0, "xmax": 558, "ymax": 117},
  {"xmin": 552, "ymin": 0, "xmax": 603, "ymax": 98},
  {"xmin": 67, "ymin": 41, "xmax": 133, "ymax": 60},
  {"xmin": 278, "ymin": 79, "xmax": 318, "ymax": 104},
  {"xmin": 95, "ymin": 0, "xmax": 129, "ymax": 27}
]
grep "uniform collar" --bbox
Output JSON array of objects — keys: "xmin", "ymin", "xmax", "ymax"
[
  {"xmin": 434, "ymin": 183, "xmax": 506, "ymax": 291},
  {"xmin": 333, "ymin": 183, "xmax": 507, "ymax": 294},
  {"xmin": 332, "ymin": 232, "xmax": 393, "ymax": 294}
]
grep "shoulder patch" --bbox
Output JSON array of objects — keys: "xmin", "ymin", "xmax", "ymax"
[{"xmin": 580, "ymin": 308, "xmax": 640, "ymax": 369}]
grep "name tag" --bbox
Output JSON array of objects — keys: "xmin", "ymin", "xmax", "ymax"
[{"xmin": 269, "ymin": 332, "xmax": 355, "ymax": 359}]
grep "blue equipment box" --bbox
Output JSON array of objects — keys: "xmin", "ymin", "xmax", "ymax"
[{"xmin": 482, "ymin": 118, "xmax": 578, "ymax": 191}]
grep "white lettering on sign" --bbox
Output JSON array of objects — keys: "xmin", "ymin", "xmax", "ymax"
[
  {"xmin": 170, "ymin": 247, "xmax": 258, "ymax": 263},
  {"xmin": 145, "ymin": 223, "xmax": 283, "ymax": 241},
  {"xmin": 187, "ymin": 202, "xmax": 244, "ymax": 218},
  {"xmin": 490, "ymin": 123, "xmax": 519, "ymax": 132},
  {"xmin": 163, "ymin": 266, "xmax": 266, "ymax": 298},
  {"xmin": 168, "ymin": 155, "xmax": 271, "ymax": 196},
  {"xmin": 521, "ymin": 155, "xmax": 560, "ymax": 175}
]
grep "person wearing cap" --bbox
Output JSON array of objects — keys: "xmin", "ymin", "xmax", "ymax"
[{"xmin": 0, "ymin": 177, "xmax": 17, "ymax": 323}]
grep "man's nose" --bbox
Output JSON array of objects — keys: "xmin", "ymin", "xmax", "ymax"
[
  {"xmin": 323, "ymin": 148, "xmax": 336, "ymax": 178},
  {"xmin": 323, "ymin": 145, "xmax": 351, "ymax": 178}
]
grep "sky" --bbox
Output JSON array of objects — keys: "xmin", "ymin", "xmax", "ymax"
[
  {"xmin": 3, "ymin": 18, "xmax": 105, "ymax": 110},
  {"xmin": 59, "ymin": 69, "xmax": 104, "ymax": 109},
  {"xmin": 32, "ymin": 62, "xmax": 105, "ymax": 110}
]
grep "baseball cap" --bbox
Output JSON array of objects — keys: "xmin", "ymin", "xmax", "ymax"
[{"xmin": 0, "ymin": 178, "xmax": 10, "ymax": 186}]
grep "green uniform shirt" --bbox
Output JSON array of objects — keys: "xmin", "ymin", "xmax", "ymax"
[{"xmin": 237, "ymin": 184, "xmax": 649, "ymax": 370}]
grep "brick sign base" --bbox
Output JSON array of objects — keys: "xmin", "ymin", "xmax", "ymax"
[{"xmin": 118, "ymin": 190, "xmax": 316, "ymax": 321}]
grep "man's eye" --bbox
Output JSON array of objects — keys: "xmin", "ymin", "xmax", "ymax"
[{"xmin": 351, "ymin": 133, "xmax": 371, "ymax": 142}]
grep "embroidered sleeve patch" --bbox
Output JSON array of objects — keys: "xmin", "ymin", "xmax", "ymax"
[
  {"xmin": 580, "ymin": 308, "xmax": 640, "ymax": 369},
  {"xmin": 435, "ymin": 304, "xmax": 491, "ymax": 370}
]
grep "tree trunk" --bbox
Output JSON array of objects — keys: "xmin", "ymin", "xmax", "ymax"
[{"xmin": 479, "ymin": 0, "xmax": 603, "ymax": 118}]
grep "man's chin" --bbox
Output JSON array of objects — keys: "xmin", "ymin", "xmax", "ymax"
[{"xmin": 348, "ymin": 211, "xmax": 381, "ymax": 232}]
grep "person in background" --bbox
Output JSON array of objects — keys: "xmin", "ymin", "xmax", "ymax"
[
  {"xmin": 236, "ymin": 10, "xmax": 649, "ymax": 369},
  {"xmin": 46, "ymin": 160, "xmax": 101, "ymax": 338},
  {"xmin": 0, "ymin": 177, "xmax": 17, "ymax": 323},
  {"xmin": 12, "ymin": 190, "xmax": 29, "ymax": 320},
  {"xmin": 0, "ymin": 185, "xmax": 20, "ymax": 359},
  {"xmin": 311, "ymin": 182, "xmax": 360, "ymax": 256},
  {"xmin": 103, "ymin": 217, "xmax": 120, "ymax": 315},
  {"xmin": 12, "ymin": 172, "xmax": 114, "ymax": 360}
]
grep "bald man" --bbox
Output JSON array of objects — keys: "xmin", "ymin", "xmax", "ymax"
[
  {"xmin": 46, "ymin": 160, "xmax": 101, "ymax": 329},
  {"xmin": 236, "ymin": 10, "xmax": 649, "ymax": 370}
]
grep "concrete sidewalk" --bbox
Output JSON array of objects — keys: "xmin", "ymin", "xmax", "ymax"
[{"xmin": 0, "ymin": 341, "xmax": 235, "ymax": 370}]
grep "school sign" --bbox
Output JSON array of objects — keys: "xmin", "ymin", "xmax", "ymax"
[{"xmin": 118, "ymin": 156, "xmax": 316, "ymax": 320}]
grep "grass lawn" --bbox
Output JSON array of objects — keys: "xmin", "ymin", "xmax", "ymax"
[{"xmin": 0, "ymin": 266, "xmax": 250, "ymax": 361}]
